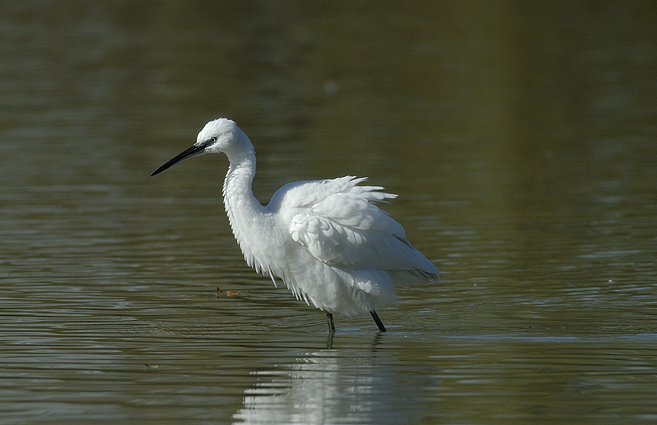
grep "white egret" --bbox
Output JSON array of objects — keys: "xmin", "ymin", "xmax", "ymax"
[{"xmin": 151, "ymin": 118, "xmax": 438, "ymax": 332}]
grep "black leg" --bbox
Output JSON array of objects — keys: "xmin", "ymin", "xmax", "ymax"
[
  {"xmin": 326, "ymin": 312, "xmax": 336, "ymax": 333},
  {"xmin": 370, "ymin": 311, "xmax": 387, "ymax": 332}
]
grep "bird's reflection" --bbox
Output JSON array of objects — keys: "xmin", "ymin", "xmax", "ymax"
[
  {"xmin": 326, "ymin": 331, "xmax": 385, "ymax": 350},
  {"xmin": 233, "ymin": 334, "xmax": 417, "ymax": 425}
]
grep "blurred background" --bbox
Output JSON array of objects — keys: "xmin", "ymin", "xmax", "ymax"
[{"xmin": 1, "ymin": 1, "xmax": 656, "ymax": 424}]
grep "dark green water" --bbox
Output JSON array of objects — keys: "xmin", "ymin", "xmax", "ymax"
[{"xmin": 1, "ymin": 1, "xmax": 656, "ymax": 424}]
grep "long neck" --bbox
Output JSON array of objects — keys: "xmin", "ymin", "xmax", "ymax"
[{"xmin": 222, "ymin": 150, "xmax": 270, "ymax": 272}]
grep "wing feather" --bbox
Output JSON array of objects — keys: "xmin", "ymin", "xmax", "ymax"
[{"xmin": 279, "ymin": 176, "xmax": 438, "ymax": 280}]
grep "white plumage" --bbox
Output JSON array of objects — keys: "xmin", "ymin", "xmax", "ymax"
[{"xmin": 152, "ymin": 118, "xmax": 438, "ymax": 332}]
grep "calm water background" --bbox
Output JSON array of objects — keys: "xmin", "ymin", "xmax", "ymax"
[{"xmin": 1, "ymin": 1, "xmax": 656, "ymax": 424}]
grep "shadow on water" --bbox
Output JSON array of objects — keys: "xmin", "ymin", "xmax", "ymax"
[{"xmin": 231, "ymin": 329, "xmax": 657, "ymax": 425}]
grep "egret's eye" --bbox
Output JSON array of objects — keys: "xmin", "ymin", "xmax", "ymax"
[{"xmin": 210, "ymin": 137, "xmax": 217, "ymax": 143}]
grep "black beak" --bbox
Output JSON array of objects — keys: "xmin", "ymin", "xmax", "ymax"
[{"xmin": 151, "ymin": 143, "xmax": 207, "ymax": 176}]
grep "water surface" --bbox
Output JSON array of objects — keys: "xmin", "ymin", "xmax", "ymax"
[{"xmin": 1, "ymin": 1, "xmax": 656, "ymax": 424}]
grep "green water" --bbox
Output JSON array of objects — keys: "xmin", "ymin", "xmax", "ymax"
[{"xmin": 1, "ymin": 1, "xmax": 656, "ymax": 424}]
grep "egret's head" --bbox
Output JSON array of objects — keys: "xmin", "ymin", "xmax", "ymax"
[
  {"xmin": 151, "ymin": 118, "xmax": 252, "ymax": 176},
  {"xmin": 196, "ymin": 118, "xmax": 252, "ymax": 154}
]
